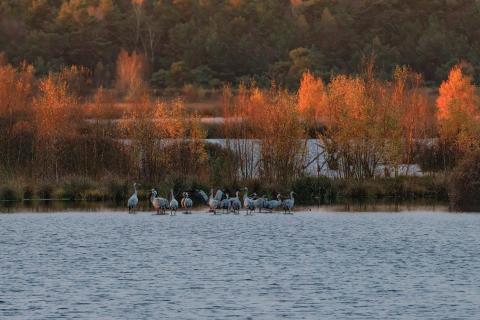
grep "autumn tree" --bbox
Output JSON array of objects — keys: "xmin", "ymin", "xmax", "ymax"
[
  {"xmin": 222, "ymin": 84, "xmax": 259, "ymax": 181},
  {"xmin": 115, "ymin": 49, "xmax": 148, "ymax": 100},
  {"xmin": 0, "ymin": 63, "xmax": 35, "ymax": 175},
  {"xmin": 57, "ymin": 65, "xmax": 93, "ymax": 97},
  {"xmin": 85, "ymin": 87, "xmax": 128, "ymax": 177},
  {"xmin": 298, "ymin": 70, "xmax": 327, "ymax": 122},
  {"xmin": 34, "ymin": 74, "xmax": 79, "ymax": 181},
  {"xmin": 250, "ymin": 87, "xmax": 307, "ymax": 186},
  {"xmin": 159, "ymin": 100, "xmax": 208, "ymax": 184},
  {"xmin": 436, "ymin": 65, "xmax": 480, "ymax": 161},
  {"xmin": 121, "ymin": 96, "xmax": 207, "ymax": 184},
  {"xmin": 392, "ymin": 66, "xmax": 432, "ymax": 173},
  {"xmin": 320, "ymin": 74, "xmax": 382, "ymax": 179},
  {"xmin": 120, "ymin": 94, "xmax": 161, "ymax": 180}
]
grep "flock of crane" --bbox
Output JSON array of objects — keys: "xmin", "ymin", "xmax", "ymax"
[{"xmin": 127, "ymin": 183, "xmax": 296, "ymax": 215}]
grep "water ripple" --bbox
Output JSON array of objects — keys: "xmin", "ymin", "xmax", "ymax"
[{"xmin": 1, "ymin": 211, "xmax": 480, "ymax": 319}]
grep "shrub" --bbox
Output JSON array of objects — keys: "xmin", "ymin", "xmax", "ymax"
[
  {"xmin": 0, "ymin": 186, "xmax": 18, "ymax": 201},
  {"xmin": 181, "ymin": 84, "xmax": 206, "ymax": 102},
  {"xmin": 449, "ymin": 149, "xmax": 480, "ymax": 211},
  {"xmin": 205, "ymin": 143, "xmax": 239, "ymax": 187},
  {"xmin": 22, "ymin": 185, "xmax": 34, "ymax": 200},
  {"xmin": 37, "ymin": 184, "xmax": 53, "ymax": 199},
  {"xmin": 292, "ymin": 176, "xmax": 336, "ymax": 205},
  {"xmin": 106, "ymin": 179, "xmax": 129, "ymax": 202},
  {"xmin": 59, "ymin": 177, "xmax": 94, "ymax": 200}
]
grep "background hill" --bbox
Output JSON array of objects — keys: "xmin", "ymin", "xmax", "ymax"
[{"xmin": 1, "ymin": 0, "xmax": 480, "ymax": 90}]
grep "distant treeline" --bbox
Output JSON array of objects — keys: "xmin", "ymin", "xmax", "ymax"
[{"xmin": 1, "ymin": 0, "xmax": 480, "ymax": 90}]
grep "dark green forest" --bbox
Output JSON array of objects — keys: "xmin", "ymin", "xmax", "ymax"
[{"xmin": 1, "ymin": 0, "xmax": 480, "ymax": 90}]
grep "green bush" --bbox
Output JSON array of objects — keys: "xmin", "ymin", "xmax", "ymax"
[
  {"xmin": 332, "ymin": 176, "xmax": 447, "ymax": 201},
  {"xmin": 58, "ymin": 177, "xmax": 94, "ymax": 200},
  {"xmin": 0, "ymin": 186, "xmax": 18, "ymax": 201},
  {"xmin": 37, "ymin": 184, "xmax": 53, "ymax": 199},
  {"xmin": 106, "ymin": 179, "xmax": 129, "ymax": 202},
  {"xmin": 292, "ymin": 176, "xmax": 336, "ymax": 205},
  {"xmin": 22, "ymin": 185, "xmax": 34, "ymax": 200}
]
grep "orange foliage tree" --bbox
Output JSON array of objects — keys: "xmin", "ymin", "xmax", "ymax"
[
  {"xmin": 313, "ymin": 64, "xmax": 434, "ymax": 179},
  {"xmin": 436, "ymin": 64, "xmax": 480, "ymax": 156},
  {"xmin": 320, "ymin": 74, "xmax": 382, "ymax": 179},
  {"xmin": 222, "ymin": 84, "xmax": 307, "ymax": 186},
  {"xmin": 297, "ymin": 70, "xmax": 326, "ymax": 122},
  {"xmin": 115, "ymin": 49, "xmax": 148, "ymax": 100},
  {"xmin": 121, "ymin": 97, "xmax": 207, "ymax": 184},
  {"xmin": 157, "ymin": 100, "xmax": 208, "ymax": 184},
  {"xmin": 254, "ymin": 88, "xmax": 307, "ymax": 185},
  {"xmin": 392, "ymin": 66, "xmax": 432, "ymax": 172},
  {"xmin": 34, "ymin": 74, "xmax": 79, "ymax": 180},
  {"xmin": 0, "ymin": 62, "xmax": 35, "ymax": 175}
]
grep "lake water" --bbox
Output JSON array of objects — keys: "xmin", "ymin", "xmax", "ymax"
[{"xmin": 1, "ymin": 208, "xmax": 480, "ymax": 319}]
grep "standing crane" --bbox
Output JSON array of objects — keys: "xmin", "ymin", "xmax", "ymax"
[
  {"xmin": 265, "ymin": 193, "xmax": 282, "ymax": 212},
  {"xmin": 230, "ymin": 191, "xmax": 242, "ymax": 214},
  {"xmin": 169, "ymin": 189, "xmax": 179, "ymax": 216},
  {"xmin": 127, "ymin": 183, "xmax": 140, "ymax": 214},
  {"xmin": 254, "ymin": 194, "xmax": 267, "ymax": 213},
  {"xmin": 243, "ymin": 187, "xmax": 255, "ymax": 215},
  {"xmin": 221, "ymin": 192, "xmax": 231, "ymax": 214},
  {"xmin": 182, "ymin": 192, "xmax": 193, "ymax": 214},
  {"xmin": 282, "ymin": 191, "xmax": 296, "ymax": 214},
  {"xmin": 150, "ymin": 189, "xmax": 168, "ymax": 215},
  {"xmin": 207, "ymin": 188, "xmax": 222, "ymax": 214}
]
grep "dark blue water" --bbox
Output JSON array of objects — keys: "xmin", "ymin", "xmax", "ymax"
[{"xmin": 1, "ymin": 211, "xmax": 479, "ymax": 319}]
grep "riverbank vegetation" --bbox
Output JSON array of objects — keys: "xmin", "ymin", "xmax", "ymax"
[
  {"xmin": 0, "ymin": 57, "xmax": 476, "ymax": 208},
  {"xmin": 2, "ymin": 1, "xmax": 480, "ymax": 209}
]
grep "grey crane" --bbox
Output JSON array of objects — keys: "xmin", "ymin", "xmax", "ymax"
[
  {"xmin": 214, "ymin": 189, "xmax": 224, "ymax": 202},
  {"xmin": 181, "ymin": 192, "xmax": 193, "ymax": 214},
  {"xmin": 169, "ymin": 189, "xmax": 179, "ymax": 216},
  {"xmin": 127, "ymin": 183, "xmax": 140, "ymax": 214},
  {"xmin": 208, "ymin": 188, "xmax": 222, "ymax": 214},
  {"xmin": 243, "ymin": 187, "xmax": 255, "ymax": 215},
  {"xmin": 265, "ymin": 193, "xmax": 282, "ymax": 212},
  {"xmin": 254, "ymin": 194, "xmax": 267, "ymax": 213},
  {"xmin": 230, "ymin": 191, "xmax": 242, "ymax": 214},
  {"xmin": 196, "ymin": 189, "xmax": 209, "ymax": 204},
  {"xmin": 150, "ymin": 189, "xmax": 168, "ymax": 215},
  {"xmin": 282, "ymin": 191, "xmax": 295, "ymax": 214},
  {"xmin": 221, "ymin": 192, "xmax": 231, "ymax": 214},
  {"xmin": 195, "ymin": 189, "xmax": 225, "ymax": 214}
]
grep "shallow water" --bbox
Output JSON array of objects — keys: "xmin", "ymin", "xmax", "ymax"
[{"xmin": 1, "ymin": 210, "xmax": 479, "ymax": 319}]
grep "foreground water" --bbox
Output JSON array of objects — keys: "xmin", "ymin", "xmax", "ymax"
[{"xmin": 1, "ymin": 209, "xmax": 480, "ymax": 319}]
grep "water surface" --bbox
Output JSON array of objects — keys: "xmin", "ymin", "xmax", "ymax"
[{"xmin": 1, "ymin": 210, "xmax": 479, "ymax": 319}]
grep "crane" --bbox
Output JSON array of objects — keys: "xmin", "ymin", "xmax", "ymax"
[
  {"xmin": 127, "ymin": 183, "xmax": 140, "ymax": 214},
  {"xmin": 243, "ymin": 187, "xmax": 255, "ymax": 215},
  {"xmin": 150, "ymin": 189, "xmax": 168, "ymax": 215},
  {"xmin": 282, "ymin": 191, "xmax": 295, "ymax": 214},
  {"xmin": 182, "ymin": 192, "xmax": 193, "ymax": 214},
  {"xmin": 169, "ymin": 189, "xmax": 179, "ymax": 216}
]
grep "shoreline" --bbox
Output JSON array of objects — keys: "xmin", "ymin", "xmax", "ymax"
[{"xmin": 1, "ymin": 198, "xmax": 451, "ymax": 214}]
